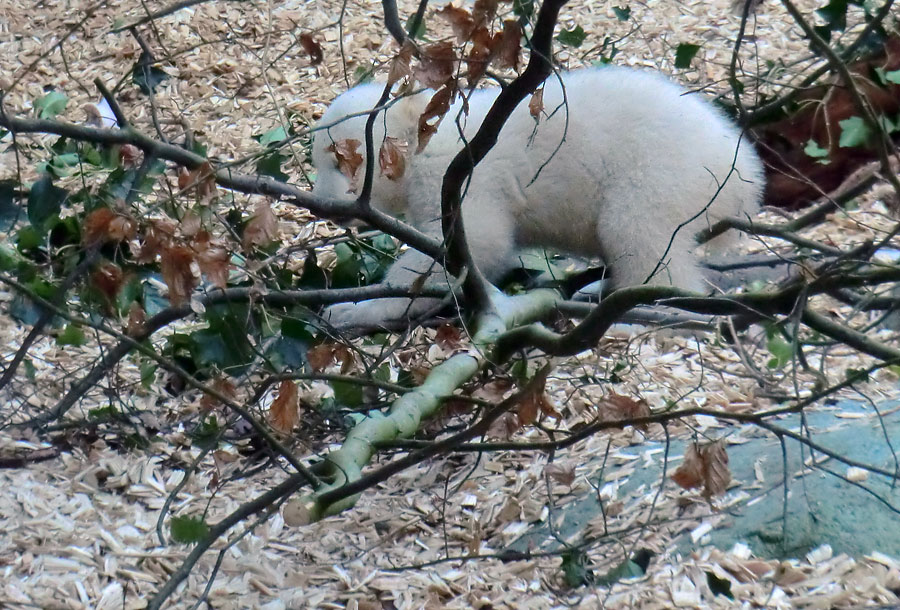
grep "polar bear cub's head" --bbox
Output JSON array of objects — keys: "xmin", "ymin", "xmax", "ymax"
[{"xmin": 312, "ymin": 84, "xmax": 427, "ymax": 217}]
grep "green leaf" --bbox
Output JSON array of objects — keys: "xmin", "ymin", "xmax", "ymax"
[
  {"xmin": 34, "ymin": 91, "xmax": 68, "ymax": 119},
  {"xmin": 88, "ymin": 405, "xmax": 118, "ymax": 421},
  {"xmin": 766, "ymin": 334, "xmax": 792, "ymax": 369},
  {"xmin": 281, "ymin": 317, "xmax": 315, "ymax": 342},
  {"xmin": 256, "ymin": 151, "xmax": 288, "ymax": 182},
  {"xmin": 815, "ymin": 0, "xmax": 848, "ymax": 31},
  {"xmin": 298, "ymin": 250, "xmax": 327, "ymax": 289},
  {"xmin": 803, "ymin": 139, "xmax": 830, "ymax": 159},
  {"xmin": 512, "ymin": 0, "xmax": 535, "ymax": 19},
  {"xmin": 560, "ymin": 549, "xmax": 595, "ymax": 587},
  {"xmin": 353, "ymin": 65, "xmax": 376, "ymax": 85},
  {"xmin": 255, "ymin": 126, "xmax": 288, "ymax": 148},
  {"xmin": 0, "ymin": 180, "xmax": 20, "ymax": 231},
  {"xmin": 845, "ymin": 368, "xmax": 869, "ymax": 383},
  {"xmin": 57, "ymin": 324, "xmax": 87, "ymax": 346},
  {"xmin": 838, "ymin": 116, "xmax": 871, "ymax": 148},
  {"xmin": 612, "ymin": 5, "xmax": 631, "ymax": 20},
  {"xmin": 190, "ymin": 416, "xmax": 221, "ymax": 450},
  {"xmin": 23, "ymin": 358, "xmax": 36, "ymax": 381},
  {"xmin": 885, "ymin": 69, "xmax": 900, "ymax": 85},
  {"xmin": 405, "ymin": 14, "xmax": 426, "ymax": 40},
  {"xmin": 170, "ymin": 515, "xmax": 210, "ymax": 544},
  {"xmin": 332, "ymin": 380, "xmax": 364, "ymax": 408},
  {"xmin": 598, "ymin": 557, "xmax": 645, "ymax": 585},
  {"xmin": 27, "ymin": 175, "xmax": 67, "ymax": 231},
  {"xmin": 9, "ymin": 293, "xmax": 44, "ymax": 325},
  {"xmin": 0, "ymin": 244, "xmax": 17, "ymax": 271},
  {"xmin": 140, "ymin": 361, "xmax": 157, "ymax": 390},
  {"xmin": 674, "ymin": 43, "xmax": 701, "ymax": 69},
  {"xmin": 878, "ymin": 114, "xmax": 898, "ymax": 134},
  {"xmin": 556, "ymin": 25, "xmax": 587, "ymax": 48}
]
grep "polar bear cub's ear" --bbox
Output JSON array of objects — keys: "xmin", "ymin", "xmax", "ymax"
[{"xmin": 312, "ymin": 84, "xmax": 430, "ymax": 216}]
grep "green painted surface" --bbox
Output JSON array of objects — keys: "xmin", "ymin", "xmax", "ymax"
[{"xmin": 508, "ymin": 398, "xmax": 900, "ymax": 560}]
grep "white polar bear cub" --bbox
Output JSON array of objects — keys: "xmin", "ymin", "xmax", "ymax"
[{"xmin": 313, "ymin": 67, "xmax": 764, "ymax": 330}]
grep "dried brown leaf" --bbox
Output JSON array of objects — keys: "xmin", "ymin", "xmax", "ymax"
[
  {"xmin": 701, "ymin": 440, "xmax": 731, "ymax": 497},
  {"xmin": 495, "ymin": 20, "xmax": 521, "ymax": 70},
  {"xmin": 434, "ymin": 323, "xmax": 462, "ymax": 350},
  {"xmin": 193, "ymin": 232, "xmax": 230, "ymax": 289},
  {"xmin": 472, "ymin": 0, "xmax": 499, "ymax": 28},
  {"xmin": 325, "ymin": 138, "xmax": 364, "ymax": 192},
  {"xmin": 243, "ymin": 201, "xmax": 280, "ymax": 250},
  {"xmin": 269, "ymin": 379, "xmax": 300, "ymax": 434},
  {"xmin": 416, "ymin": 123, "xmax": 438, "ymax": 154},
  {"xmin": 107, "ymin": 215, "xmax": 137, "ymax": 242},
  {"xmin": 671, "ymin": 440, "xmax": 731, "ymax": 499},
  {"xmin": 125, "ymin": 301, "xmax": 146, "ymax": 336},
  {"xmin": 299, "ymin": 33, "xmax": 324, "ymax": 65},
  {"xmin": 487, "ymin": 412, "xmax": 521, "ymax": 439},
  {"xmin": 466, "ymin": 26, "xmax": 494, "ymax": 84},
  {"xmin": 671, "ymin": 443, "xmax": 705, "ymax": 491},
  {"xmin": 91, "ymin": 262, "xmax": 124, "ymax": 302},
  {"xmin": 598, "ymin": 392, "xmax": 652, "ymax": 429},
  {"xmin": 160, "ymin": 244, "xmax": 197, "ymax": 306},
  {"xmin": 178, "ymin": 162, "xmax": 218, "ymax": 204},
  {"xmin": 180, "ymin": 211, "xmax": 202, "ymax": 238},
  {"xmin": 410, "ymin": 365, "xmax": 432, "ymax": 385},
  {"xmin": 83, "ymin": 208, "xmax": 135, "ymax": 246},
  {"xmin": 544, "ymin": 462, "xmax": 576, "ymax": 486},
  {"xmin": 82, "ymin": 208, "xmax": 116, "ymax": 246},
  {"xmin": 118, "ymin": 144, "xmax": 141, "ymax": 168},
  {"xmin": 413, "ymin": 41, "xmax": 457, "ymax": 89},
  {"xmin": 528, "ymin": 86, "xmax": 544, "ymax": 121},
  {"xmin": 378, "ymin": 136, "xmax": 408, "ymax": 181},
  {"xmin": 306, "ymin": 344, "xmax": 336, "ymax": 372},
  {"xmin": 307, "ymin": 343, "xmax": 356, "ymax": 373},
  {"xmin": 438, "ymin": 4, "xmax": 475, "ymax": 42},
  {"xmin": 512, "ymin": 364, "xmax": 553, "ymax": 427},
  {"xmin": 200, "ymin": 377, "xmax": 238, "ymax": 412},
  {"xmin": 388, "ymin": 40, "xmax": 415, "ymax": 86},
  {"xmin": 136, "ymin": 219, "xmax": 177, "ymax": 263},
  {"xmin": 417, "ymin": 86, "xmax": 454, "ymax": 153}
]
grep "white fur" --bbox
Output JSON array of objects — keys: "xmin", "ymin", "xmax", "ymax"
[{"xmin": 313, "ymin": 67, "xmax": 764, "ymax": 330}]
